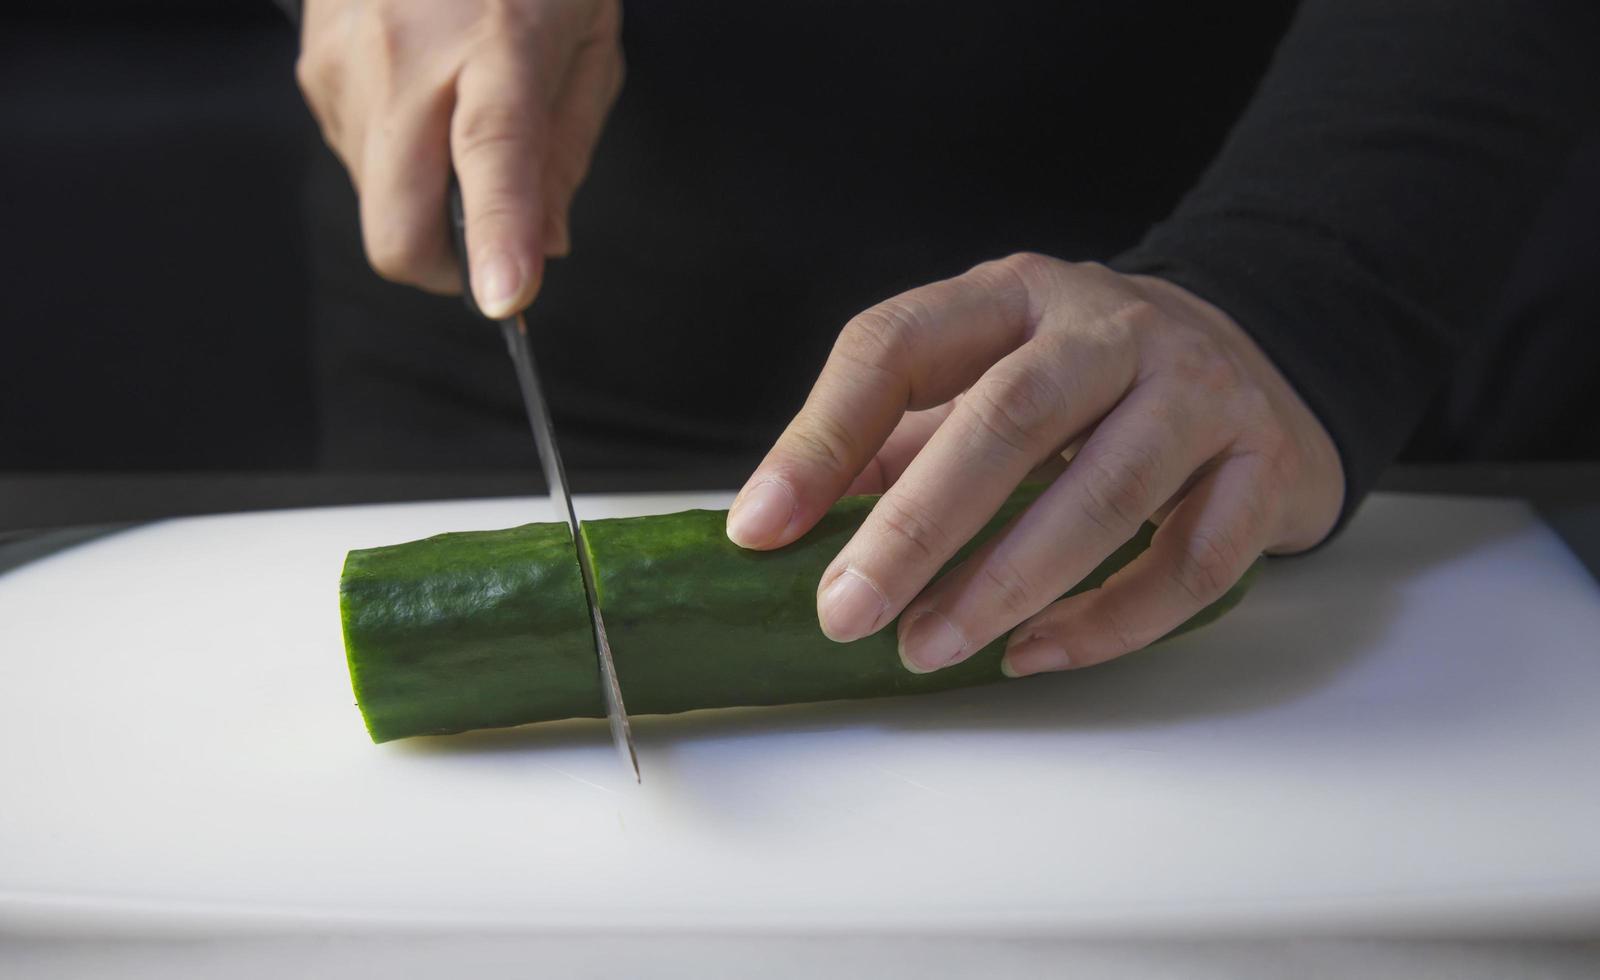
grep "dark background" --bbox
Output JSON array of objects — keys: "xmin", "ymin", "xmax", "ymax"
[
  {"xmin": 3, "ymin": 2, "xmax": 1596, "ymax": 481},
  {"xmin": 3, "ymin": 3, "xmax": 315, "ymax": 470}
]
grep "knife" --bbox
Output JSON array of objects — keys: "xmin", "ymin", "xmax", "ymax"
[{"xmin": 447, "ymin": 179, "xmax": 641, "ymax": 782}]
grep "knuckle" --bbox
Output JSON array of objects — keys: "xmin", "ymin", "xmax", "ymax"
[
  {"xmin": 1228, "ymin": 385, "xmax": 1274, "ymax": 431},
  {"xmin": 478, "ymin": 11, "xmax": 548, "ymax": 54},
  {"xmin": 966, "ymin": 368, "xmax": 1057, "ymax": 457},
  {"xmin": 1055, "ymin": 259, "xmax": 1126, "ymax": 300},
  {"xmin": 1169, "ymin": 337, "xmax": 1242, "ymax": 395},
  {"xmin": 1246, "ymin": 413, "xmax": 1290, "ymax": 459},
  {"xmin": 1102, "ymin": 296, "xmax": 1164, "ymax": 346},
  {"xmin": 784, "ymin": 412, "xmax": 860, "ymax": 480},
  {"xmin": 357, "ymin": 3, "xmax": 407, "ymax": 60},
  {"xmin": 976, "ymin": 556, "xmax": 1044, "ymax": 622},
  {"xmin": 1075, "ymin": 444, "xmax": 1161, "ymax": 535},
  {"xmin": 965, "ymin": 255, "xmax": 1042, "ymax": 321},
  {"xmin": 1172, "ymin": 527, "xmax": 1241, "ymax": 604},
  {"xmin": 293, "ymin": 50, "xmax": 324, "ymax": 99},
  {"xmin": 993, "ymin": 251, "xmax": 1057, "ymax": 285},
  {"xmin": 453, "ymin": 103, "xmax": 530, "ymax": 164},
  {"xmin": 465, "ymin": 198, "xmax": 530, "ymax": 231},
  {"xmin": 1240, "ymin": 442, "xmax": 1300, "ymax": 517},
  {"xmin": 294, "ymin": 46, "xmax": 346, "ymax": 125},
  {"xmin": 1239, "ymin": 475, "xmax": 1277, "ymax": 531},
  {"xmin": 1231, "ymin": 395, "xmax": 1304, "ymax": 494},
  {"xmin": 362, "ymin": 221, "xmax": 431, "ymax": 284},
  {"xmin": 839, "ymin": 300, "xmax": 920, "ymax": 369},
  {"xmin": 873, "ymin": 494, "xmax": 951, "ymax": 564},
  {"xmin": 480, "ymin": 0, "xmax": 528, "ymax": 32}
]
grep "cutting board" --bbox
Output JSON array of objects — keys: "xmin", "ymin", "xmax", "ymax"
[{"xmin": 2, "ymin": 492, "xmax": 1598, "ymax": 937}]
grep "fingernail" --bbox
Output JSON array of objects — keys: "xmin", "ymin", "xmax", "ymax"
[
  {"xmin": 899, "ymin": 610, "xmax": 966, "ymax": 674},
  {"xmin": 474, "ymin": 249, "xmax": 522, "ymax": 318},
  {"xmin": 818, "ymin": 568, "xmax": 887, "ymax": 642},
  {"xmin": 727, "ymin": 480, "xmax": 797, "ymax": 548},
  {"xmin": 1001, "ymin": 637, "xmax": 1070, "ymax": 677}
]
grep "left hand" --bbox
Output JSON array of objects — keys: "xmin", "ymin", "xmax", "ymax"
[{"xmin": 725, "ymin": 254, "xmax": 1344, "ymax": 676}]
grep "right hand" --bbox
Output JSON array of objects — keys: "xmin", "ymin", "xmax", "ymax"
[{"xmin": 296, "ymin": 0, "xmax": 623, "ymax": 317}]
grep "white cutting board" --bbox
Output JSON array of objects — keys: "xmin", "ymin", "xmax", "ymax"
[{"xmin": 1, "ymin": 492, "xmax": 1598, "ymax": 938}]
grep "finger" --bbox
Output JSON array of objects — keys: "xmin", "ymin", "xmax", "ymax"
[
  {"xmin": 358, "ymin": 84, "xmax": 458, "ymax": 293},
  {"xmin": 817, "ymin": 319, "xmax": 1140, "ymax": 645},
  {"xmin": 726, "ymin": 259, "xmax": 1036, "ymax": 551},
  {"xmin": 294, "ymin": 3, "xmax": 358, "ymax": 164},
  {"xmin": 451, "ymin": 36, "xmax": 549, "ymax": 318},
  {"xmin": 1001, "ymin": 453, "xmax": 1276, "ymax": 676},
  {"xmin": 843, "ymin": 404, "xmax": 954, "ymax": 496},
  {"xmin": 542, "ymin": 40, "xmax": 624, "ymax": 256},
  {"xmin": 896, "ymin": 379, "xmax": 1224, "ymax": 672}
]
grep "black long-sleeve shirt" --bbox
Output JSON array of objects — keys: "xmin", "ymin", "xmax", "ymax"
[
  {"xmin": 289, "ymin": 1, "xmax": 1600, "ymax": 512},
  {"xmin": 1112, "ymin": 0, "xmax": 1600, "ymax": 528}
]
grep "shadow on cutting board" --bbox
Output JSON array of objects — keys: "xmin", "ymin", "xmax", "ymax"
[
  {"xmin": 400, "ymin": 495, "xmax": 1531, "ymax": 756},
  {"xmin": 0, "ymin": 524, "xmax": 140, "ymax": 581}
]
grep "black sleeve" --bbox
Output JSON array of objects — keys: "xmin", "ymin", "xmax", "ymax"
[{"xmin": 1110, "ymin": 0, "xmax": 1600, "ymax": 534}]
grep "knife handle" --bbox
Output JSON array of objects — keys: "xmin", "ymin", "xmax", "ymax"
[{"xmin": 446, "ymin": 176, "xmax": 487, "ymax": 320}]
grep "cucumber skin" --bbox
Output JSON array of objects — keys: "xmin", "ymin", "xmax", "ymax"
[
  {"xmin": 341, "ymin": 487, "xmax": 1258, "ymax": 742},
  {"xmin": 340, "ymin": 522, "xmax": 599, "ymax": 743}
]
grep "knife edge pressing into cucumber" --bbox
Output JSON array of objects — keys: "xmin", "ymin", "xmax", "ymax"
[
  {"xmin": 338, "ymin": 483, "xmax": 1258, "ymax": 744},
  {"xmin": 442, "ymin": 175, "xmax": 637, "ymax": 778}
]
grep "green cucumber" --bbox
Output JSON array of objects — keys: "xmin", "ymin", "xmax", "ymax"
[{"xmin": 340, "ymin": 486, "xmax": 1257, "ymax": 742}]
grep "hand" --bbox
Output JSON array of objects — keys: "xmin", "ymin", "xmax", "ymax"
[
  {"xmin": 296, "ymin": 0, "xmax": 623, "ymax": 316},
  {"xmin": 726, "ymin": 254, "xmax": 1344, "ymax": 676}
]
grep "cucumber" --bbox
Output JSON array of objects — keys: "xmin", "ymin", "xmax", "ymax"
[{"xmin": 340, "ymin": 486, "xmax": 1257, "ymax": 742}]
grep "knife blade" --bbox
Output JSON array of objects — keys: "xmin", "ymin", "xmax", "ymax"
[{"xmin": 447, "ymin": 179, "xmax": 640, "ymax": 782}]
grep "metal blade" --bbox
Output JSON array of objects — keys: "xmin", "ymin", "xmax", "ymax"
[{"xmin": 499, "ymin": 314, "xmax": 640, "ymax": 782}]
